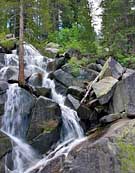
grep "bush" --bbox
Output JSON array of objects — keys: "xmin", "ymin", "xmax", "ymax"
[
  {"xmin": 0, "ymin": 32, "xmax": 16, "ymax": 50},
  {"xmin": 48, "ymin": 24, "xmax": 97, "ymax": 54},
  {"xmin": 68, "ymin": 57, "xmax": 89, "ymax": 77}
]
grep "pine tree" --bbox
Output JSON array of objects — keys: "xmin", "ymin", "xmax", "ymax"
[{"xmin": 101, "ymin": 0, "xmax": 135, "ymax": 56}]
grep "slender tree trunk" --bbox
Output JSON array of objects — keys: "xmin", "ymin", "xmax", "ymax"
[{"xmin": 18, "ymin": 0, "xmax": 25, "ymax": 86}]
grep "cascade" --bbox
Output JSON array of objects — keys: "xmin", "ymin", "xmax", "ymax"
[{"xmin": 1, "ymin": 43, "xmax": 84, "ymax": 173}]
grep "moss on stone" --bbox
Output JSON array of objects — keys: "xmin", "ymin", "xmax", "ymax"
[
  {"xmin": 117, "ymin": 140, "xmax": 135, "ymax": 173},
  {"xmin": 40, "ymin": 120, "xmax": 58, "ymax": 133},
  {"xmin": 0, "ymin": 39, "xmax": 16, "ymax": 50},
  {"xmin": 116, "ymin": 123, "xmax": 135, "ymax": 173}
]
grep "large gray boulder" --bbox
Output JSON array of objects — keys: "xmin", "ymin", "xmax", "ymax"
[
  {"xmin": 54, "ymin": 80, "xmax": 67, "ymax": 96},
  {"xmin": 78, "ymin": 68, "xmax": 99, "ymax": 81},
  {"xmin": 0, "ymin": 66, "xmax": 18, "ymax": 81},
  {"xmin": 99, "ymin": 57, "xmax": 125, "ymax": 80},
  {"xmin": 100, "ymin": 112, "xmax": 127, "ymax": 124},
  {"xmin": 109, "ymin": 72, "xmax": 135, "ymax": 117},
  {"xmin": 28, "ymin": 73, "xmax": 43, "ymax": 87},
  {"xmin": 32, "ymin": 118, "xmax": 135, "ymax": 173},
  {"xmin": 92, "ymin": 76, "xmax": 118, "ymax": 104},
  {"xmin": 53, "ymin": 69, "xmax": 84, "ymax": 88},
  {"xmin": 28, "ymin": 96, "xmax": 62, "ymax": 154},
  {"xmin": 53, "ymin": 69, "xmax": 74, "ymax": 87},
  {"xmin": 65, "ymin": 94, "xmax": 80, "ymax": 110},
  {"xmin": 77, "ymin": 105, "xmax": 98, "ymax": 131}
]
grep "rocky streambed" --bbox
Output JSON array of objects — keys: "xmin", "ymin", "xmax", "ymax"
[{"xmin": 0, "ymin": 45, "xmax": 135, "ymax": 173}]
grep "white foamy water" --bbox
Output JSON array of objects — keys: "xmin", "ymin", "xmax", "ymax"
[{"xmin": 1, "ymin": 43, "xmax": 84, "ymax": 173}]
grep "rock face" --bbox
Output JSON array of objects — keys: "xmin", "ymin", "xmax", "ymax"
[
  {"xmin": 78, "ymin": 68, "xmax": 99, "ymax": 81},
  {"xmin": 0, "ymin": 81, "xmax": 8, "ymax": 115},
  {"xmin": 53, "ymin": 69, "xmax": 84, "ymax": 89},
  {"xmin": 28, "ymin": 73, "xmax": 43, "ymax": 87},
  {"xmin": 99, "ymin": 57, "xmax": 125, "ymax": 80},
  {"xmin": 33, "ymin": 119, "xmax": 135, "ymax": 173},
  {"xmin": 65, "ymin": 94, "xmax": 80, "ymax": 110},
  {"xmin": 92, "ymin": 76, "xmax": 118, "ymax": 104},
  {"xmin": 28, "ymin": 96, "xmax": 62, "ymax": 154},
  {"xmin": 109, "ymin": 72, "xmax": 135, "ymax": 117}
]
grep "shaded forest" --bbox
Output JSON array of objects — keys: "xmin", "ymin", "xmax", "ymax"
[{"xmin": 0, "ymin": 0, "xmax": 135, "ymax": 65}]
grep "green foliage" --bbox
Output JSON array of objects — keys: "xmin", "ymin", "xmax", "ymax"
[
  {"xmin": 117, "ymin": 140, "xmax": 135, "ymax": 173},
  {"xmin": 117, "ymin": 54, "xmax": 135, "ymax": 68},
  {"xmin": 101, "ymin": 0, "xmax": 135, "ymax": 57},
  {"xmin": 0, "ymin": 32, "xmax": 16, "ymax": 49},
  {"xmin": 68, "ymin": 57, "xmax": 89, "ymax": 77},
  {"xmin": 48, "ymin": 24, "xmax": 97, "ymax": 54}
]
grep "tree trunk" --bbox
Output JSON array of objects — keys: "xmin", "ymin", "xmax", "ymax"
[{"xmin": 18, "ymin": 0, "xmax": 25, "ymax": 86}]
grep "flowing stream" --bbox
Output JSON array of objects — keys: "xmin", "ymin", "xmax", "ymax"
[{"xmin": 1, "ymin": 44, "xmax": 84, "ymax": 173}]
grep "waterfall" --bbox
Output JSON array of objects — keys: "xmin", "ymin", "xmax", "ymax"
[{"xmin": 1, "ymin": 43, "xmax": 84, "ymax": 173}]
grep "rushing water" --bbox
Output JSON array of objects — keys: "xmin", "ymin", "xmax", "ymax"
[{"xmin": 1, "ymin": 43, "xmax": 84, "ymax": 173}]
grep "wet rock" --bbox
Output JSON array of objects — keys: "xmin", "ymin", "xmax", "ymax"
[
  {"xmin": 34, "ymin": 87, "xmax": 51, "ymax": 98},
  {"xmin": 87, "ymin": 63, "xmax": 102, "ymax": 72},
  {"xmin": 109, "ymin": 72, "xmax": 135, "ymax": 117},
  {"xmin": 92, "ymin": 76, "xmax": 118, "ymax": 104},
  {"xmin": 54, "ymin": 80, "xmax": 67, "ymax": 96},
  {"xmin": 0, "ymin": 63, "xmax": 4, "ymax": 70},
  {"xmin": 99, "ymin": 57, "xmax": 125, "ymax": 80},
  {"xmin": 31, "ymin": 127, "xmax": 60, "ymax": 154},
  {"xmin": 100, "ymin": 112, "xmax": 127, "ymax": 125},
  {"xmin": 14, "ymin": 87, "xmax": 36, "ymax": 137},
  {"xmin": 4, "ymin": 54, "xmax": 18, "ymax": 66},
  {"xmin": 28, "ymin": 73, "xmax": 43, "ymax": 87},
  {"xmin": 0, "ymin": 81, "xmax": 8, "ymax": 93},
  {"xmin": 0, "ymin": 132, "xmax": 11, "ymax": 159},
  {"xmin": 65, "ymin": 94, "xmax": 80, "ymax": 110},
  {"xmin": 0, "ymin": 66, "xmax": 18, "ymax": 81},
  {"xmin": 67, "ymin": 86, "xmax": 85, "ymax": 100},
  {"xmin": 0, "ymin": 81, "xmax": 8, "ymax": 116},
  {"xmin": 0, "ymin": 53, "xmax": 5, "ymax": 65},
  {"xmin": 28, "ymin": 96, "xmax": 61, "ymax": 153}
]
